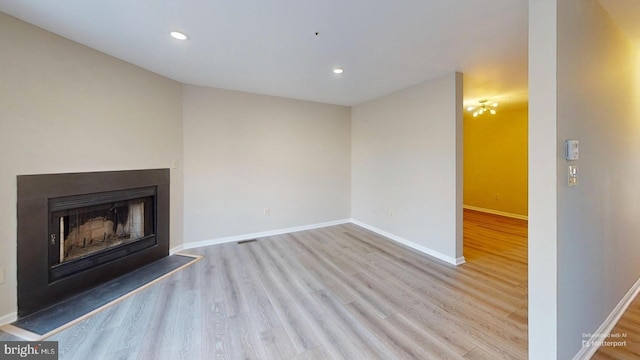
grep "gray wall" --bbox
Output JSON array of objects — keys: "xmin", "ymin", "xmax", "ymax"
[
  {"xmin": 351, "ymin": 73, "xmax": 464, "ymax": 264},
  {"xmin": 557, "ymin": 0, "xmax": 640, "ymax": 358},
  {"xmin": 0, "ymin": 13, "xmax": 184, "ymax": 321},
  {"xmin": 529, "ymin": 0, "xmax": 640, "ymax": 358},
  {"xmin": 182, "ymin": 85, "xmax": 351, "ymax": 243}
]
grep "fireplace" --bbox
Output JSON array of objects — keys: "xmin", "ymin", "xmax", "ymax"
[{"xmin": 17, "ymin": 169, "xmax": 169, "ymax": 317}]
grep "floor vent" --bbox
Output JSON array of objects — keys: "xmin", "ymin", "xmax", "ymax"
[{"xmin": 237, "ymin": 239, "xmax": 258, "ymax": 244}]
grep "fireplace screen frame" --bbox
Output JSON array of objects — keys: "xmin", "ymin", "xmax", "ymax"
[{"xmin": 17, "ymin": 169, "xmax": 169, "ymax": 317}]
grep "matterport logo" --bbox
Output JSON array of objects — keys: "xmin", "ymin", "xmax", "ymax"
[
  {"xmin": 581, "ymin": 332, "xmax": 628, "ymax": 349},
  {"xmin": 0, "ymin": 341, "xmax": 58, "ymax": 359}
]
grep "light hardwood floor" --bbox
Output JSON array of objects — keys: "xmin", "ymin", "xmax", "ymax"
[{"xmin": 3, "ymin": 210, "xmax": 528, "ymax": 359}]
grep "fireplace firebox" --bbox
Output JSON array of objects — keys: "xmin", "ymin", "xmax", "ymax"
[
  {"xmin": 17, "ymin": 169, "xmax": 169, "ymax": 317},
  {"xmin": 48, "ymin": 187, "xmax": 156, "ymax": 281}
]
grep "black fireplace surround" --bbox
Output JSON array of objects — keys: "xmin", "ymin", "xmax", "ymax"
[{"xmin": 17, "ymin": 169, "xmax": 170, "ymax": 317}]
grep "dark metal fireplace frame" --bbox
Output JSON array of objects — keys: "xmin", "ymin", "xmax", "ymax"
[{"xmin": 17, "ymin": 169, "xmax": 170, "ymax": 317}]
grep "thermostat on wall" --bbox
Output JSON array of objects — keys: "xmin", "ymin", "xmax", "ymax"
[{"xmin": 565, "ymin": 140, "xmax": 579, "ymax": 161}]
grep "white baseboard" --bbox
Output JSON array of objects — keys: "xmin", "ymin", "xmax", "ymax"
[
  {"xmin": 181, "ymin": 219, "xmax": 352, "ymax": 250},
  {"xmin": 349, "ymin": 219, "xmax": 465, "ymax": 266},
  {"xmin": 572, "ymin": 277, "xmax": 640, "ymax": 360},
  {"xmin": 0, "ymin": 311, "xmax": 17, "ymax": 327},
  {"xmin": 463, "ymin": 205, "xmax": 528, "ymax": 220},
  {"xmin": 169, "ymin": 244, "xmax": 186, "ymax": 255},
  {"xmin": 179, "ymin": 218, "xmax": 464, "ymax": 267}
]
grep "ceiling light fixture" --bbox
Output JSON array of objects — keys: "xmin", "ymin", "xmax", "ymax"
[
  {"xmin": 170, "ymin": 31, "xmax": 189, "ymax": 40},
  {"xmin": 333, "ymin": 68, "xmax": 344, "ymax": 74},
  {"xmin": 467, "ymin": 99, "xmax": 498, "ymax": 117}
]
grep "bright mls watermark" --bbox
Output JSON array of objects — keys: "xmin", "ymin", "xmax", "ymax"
[
  {"xmin": 1, "ymin": 341, "xmax": 58, "ymax": 359},
  {"xmin": 581, "ymin": 332, "xmax": 628, "ymax": 349}
]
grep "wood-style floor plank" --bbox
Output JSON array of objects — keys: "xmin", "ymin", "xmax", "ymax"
[{"xmin": 16, "ymin": 209, "xmax": 527, "ymax": 359}]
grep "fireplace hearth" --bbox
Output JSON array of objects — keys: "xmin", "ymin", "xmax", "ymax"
[{"xmin": 17, "ymin": 169, "xmax": 169, "ymax": 317}]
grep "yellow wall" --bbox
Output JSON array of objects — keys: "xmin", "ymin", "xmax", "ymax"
[{"xmin": 463, "ymin": 105, "xmax": 528, "ymax": 216}]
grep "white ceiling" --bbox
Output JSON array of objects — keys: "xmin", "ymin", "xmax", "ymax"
[{"xmin": 0, "ymin": 0, "xmax": 529, "ymax": 106}]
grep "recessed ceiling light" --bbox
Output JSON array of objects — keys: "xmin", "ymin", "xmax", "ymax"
[
  {"xmin": 333, "ymin": 68, "xmax": 344, "ymax": 74},
  {"xmin": 170, "ymin": 31, "xmax": 189, "ymax": 40}
]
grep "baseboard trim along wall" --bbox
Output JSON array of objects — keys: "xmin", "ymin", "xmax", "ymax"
[
  {"xmin": 0, "ymin": 311, "xmax": 17, "ymax": 327},
  {"xmin": 463, "ymin": 205, "xmax": 528, "ymax": 221},
  {"xmin": 180, "ymin": 219, "xmax": 352, "ymax": 251},
  {"xmin": 572, "ymin": 276, "xmax": 640, "ymax": 360},
  {"xmin": 350, "ymin": 219, "xmax": 465, "ymax": 266},
  {"xmin": 177, "ymin": 218, "xmax": 465, "ymax": 266}
]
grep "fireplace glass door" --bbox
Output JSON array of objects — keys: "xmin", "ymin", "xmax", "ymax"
[{"xmin": 48, "ymin": 187, "xmax": 156, "ymax": 281}]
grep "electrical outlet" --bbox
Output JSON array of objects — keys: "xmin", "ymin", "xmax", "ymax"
[
  {"xmin": 0, "ymin": 267, "xmax": 5, "ymax": 285},
  {"xmin": 264, "ymin": 208, "xmax": 270, "ymax": 216},
  {"xmin": 494, "ymin": 194, "xmax": 500, "ymax": 200}
]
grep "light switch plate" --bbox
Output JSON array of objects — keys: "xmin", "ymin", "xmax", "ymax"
[
  {"xmin": 0, "ymin": 267, "xmax": 5, "ymax": 285},
  {"xmin": 568, "ymin": 165, "xmax": 579, "ymax": 187}
]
